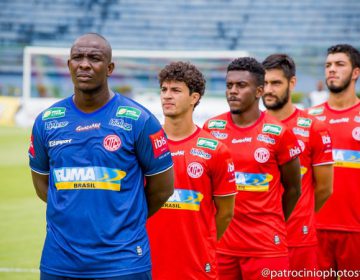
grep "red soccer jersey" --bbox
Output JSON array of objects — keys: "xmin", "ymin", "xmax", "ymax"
[
  {"xmin": 279, "ymin": 108, "xmax": 333, "ymax": 247},
  {"xmin": 146, "ymin": 127, "xmax": 236, "ymax": 280},
  {"xmin": 203, "ymin": 112, "xmax": 301, "ymax": 257},
  {"xmin": 308, "ymin": 102, "xmax": 360, "ymax": 232}
]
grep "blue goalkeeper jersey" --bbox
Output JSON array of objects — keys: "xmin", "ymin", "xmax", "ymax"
[{"xmin": 29, "ymin": 93, "xmax": 173, "ymax": 278}]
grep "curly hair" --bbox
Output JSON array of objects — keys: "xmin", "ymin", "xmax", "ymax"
[
  {"xmin": 262, "ymin": 53, "xmax": 296, "ymax": 80},
  {"xmin": 227, "ymin": 57, "xmax": 265, "ymax": 86},
  {"xmin": 327, "ymin": 44, "xmax": 360, "ymax": 69},
  {"xmin": 158, "ymin": 61, "xmax": 206, "ymax": 107}
]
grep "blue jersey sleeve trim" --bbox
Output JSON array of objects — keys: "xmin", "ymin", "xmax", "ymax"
[
  {"xmin": 144, "ymin": 164, "xmax": 173, "ymax": 177},
  {"xmin": 30, "ymin": 166, "xmax": 50, "ymax": 175}
]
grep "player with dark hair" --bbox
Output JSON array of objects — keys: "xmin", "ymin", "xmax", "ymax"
[
  {"xmin": 203, "ymin": 57, "xmax": 302, "ymax": 279},
  {"xmin": 308, "ymin": 44, "xmax": 360, "ymax": 275},
  {"xmin": 262, "ymin": 53, "xmax": 333, "ymax": 278},
  {"xmin": 29, "ymin": 33, "xmax": 174, "ymax": 280},
  {"xmin": 147, "ymin": 61, "xmax": 236, "ymax": 280}
]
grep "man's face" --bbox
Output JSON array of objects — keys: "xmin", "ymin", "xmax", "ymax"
[
  {"xmin": 67, "ymin": 35, "xmax": 114, "ymax": 93},
  {"xmin": 160, "ymin": 80, "xmax": 199, "ymax": 118},
  {"xmin": 325, "ymin": 52, "xmax": 353, "ymax": 94},
  {"xmin": 225, "ymin": 70, "xmax": 262, "ymax": 114},
  {"xmin": 263, "ymin": 69, "xmax": 293, "ymax": 110}
]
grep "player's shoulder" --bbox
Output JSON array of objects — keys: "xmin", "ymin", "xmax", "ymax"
[{"xmin": 35, "ymin": 96, "xmax": 71, "ymax": 124}]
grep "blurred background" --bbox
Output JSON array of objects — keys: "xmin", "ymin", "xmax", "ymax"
[{"xmin": 0, "ymin": 0, "xmax": 359, "ymax": 279}]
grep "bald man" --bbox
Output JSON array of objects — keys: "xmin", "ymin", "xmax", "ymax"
[{"xmin": 29, "ymin": 33, "xmax": 174, "ymax": 280}]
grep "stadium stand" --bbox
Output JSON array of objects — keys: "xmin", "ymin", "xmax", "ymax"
[{"xmin": 0, "ymin": 0, "xmax": 359, "ymax": 95}]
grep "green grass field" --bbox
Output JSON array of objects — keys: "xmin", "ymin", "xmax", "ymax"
[{"xmin": 0, "ymin": 127, "xmax": 46, "ymax": 280}]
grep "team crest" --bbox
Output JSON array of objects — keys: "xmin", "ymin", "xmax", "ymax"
[
  {"xmin": 352, "ymin": 127, "xmax": 360, "ymax": 141},
  {"xmin": 103, "ymin": 135, "xmax": 121, "ymax": 151},
  {"xmin": 254, "ymin": 148, "xmax": 270, "ymax": 163},
  {"xmin": 187, "ymin": 162, "xmax": 204, "ymax": 178}
]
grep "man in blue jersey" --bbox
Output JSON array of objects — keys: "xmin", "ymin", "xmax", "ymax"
[{"xmin": 28, "ymin": 33, "xmax": 174, "ymax": 280}]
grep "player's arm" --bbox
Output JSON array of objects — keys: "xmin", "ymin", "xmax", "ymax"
[
  {"xmin": 314, "ymin": 164, "xmax": 333, "ymax": 211},
  {"xmin": 214, "ymin": 195, "xmax": 235, "ymax": 240},
  {"xmin": 31, "ymin": 171, "xmax": 49, "ymax": 203},
  {"xmin": 145, "ymin": 167, "xmax": 174, "ymax": 218},
  {"xmin": 280, "ymin": 157, "xmax": 301, "ymax": 221}
]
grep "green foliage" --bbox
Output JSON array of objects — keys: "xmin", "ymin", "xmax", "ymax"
[
  {"xmin": 0, "ymin": 127, "xmax": 45, "ymax": 280},
  {"xmin": 291, "ymin": 92, "xmax": 304, "ymax": 104}
]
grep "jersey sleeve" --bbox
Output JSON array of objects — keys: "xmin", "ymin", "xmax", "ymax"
[
  {"xmin": 276, "ymin": 126, "xmax": 302, "ymax": 166},
  {"xmin": 310, "ymin": 119, "xmax": 333, "ymax": 166},
  {"xmin": 210, "ymin": 142, "xmax": 237, "ymax": 196},
  {"xmin": 135, "ymin": 114, "xmax": 173, "ymax": 176},
  {"xmin": 29, "ymin": 117, "xmax": 50, "ymax": 174}
]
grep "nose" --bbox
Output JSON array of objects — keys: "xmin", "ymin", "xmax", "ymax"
[{"xmin": 79, "ymin": 58, "xmax": 91, "ymax": 69}]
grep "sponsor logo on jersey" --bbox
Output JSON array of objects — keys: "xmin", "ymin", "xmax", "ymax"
[
  {"xmin": 109, "ymin": 118, "xmax": 132, "ymax": 131},
  {"xmin": 333, "ymin": 149, "xmax": 360, "ymax": 169},
  {"xmin": 53, "ymin": 166, "xmax": 126, "ymax": 191},
  {"xmin": 297, "ymin": 117, "xmax": 312, "ymax": 127},
  {"xmin": 329, "ymin": 118, "xmax": 349, "ymax": 124},
  {"xmin": 254, "ymin": 147, "xmax": 270, "ymax": 163},
  {"xmin": 197, "ymin": 138, "xmax": 218, "ymax": 150},
  {"xmin": 45, "ymin": 121, "xmax": 69, "ymax": 130},
  {"xmin": 232, "ymin": 137, "xmax": 252, "ymax": 144},
  {"xmin": 298, "ymin": 139, "xmax": 305, "ymax": 152},
  {"xmin": 162, "ymin": 189, "xmax": 204, "ymax": 211},
  {"xmin": 42, "ymin": 107, "xmax": 66, "ymax": 120},
  {"xmin": 190, "ymin": 148, "xmax": 211, "ymax": 159},
  {"xmin": 274, "ymin": 234, "xmax": 280, "ymax": 245},
  {"xmin": 292, "ymin": 127, "xmax": 309, "ymax": 137},
  {"xmin": 210, "ymin": 131, "xmax": 228, "ymax": 139},
  {"xmin": 49, "ymin": 139, "xmax": 72, "ymax": 147},
  {"xmin": 316, "ymin": 116, "xmax": 326, "ymax": 121},
  {"xmin": 116, "ymin": 106, "xmax": 141, "ymax": 120},
  {"xmin": 207, "ymin": 120, "xmax": 227, "ymax": 129},
  {"xmin": 308, "ymin": 107, "xmax": 324, "ymax": 115},
  {"xmin": 352, "ymin": 127, "xmax": 360, "ymax": 141},
  {"xmin": 257, "ymin": 134, "xmax": 275, "ymax": 144},
  {"xmin": 76, "ymin": 123, "xmax": 101, "ymax": 132},
  {"xmin": 29, "ymin": 134, "xmax": 35, "ymax": 158},
  {"xmin": 302, "ymin": 225, "xmax": 309, "ymax": 235},
  {"xmin": 136, "ymin": 246, "xmax": 143, "ymax": 256},
  {"xmin": 187, "ymin": 162, "xmax": 204, "ymax": 178},
  {"xmin": 235, "ymin": 171, "xmax": 273, "ymax": 192},
  {"xmin": 171, "ymin": 150, "xmax": 185, "ymax": 156},
  {"xmin": 321, "ymin": 134, "xmax": 332, "ymax": 145},
  {"xmin": 354, "ymin": 116, "xmax": 360, "ymax": 123},
  {"xmin": 289, "ymin": 146, "xmax": 301, "ymax": 157},
  {"xmin": 150, "ymin": 130, "xmax": 169, "ymax": 158},
  {"xmin": 205, "ymin": 263, "xmax": 211, "ymax": 273},
  {"xmin": 262, "ymin": 124, "xmax": 282, "ymax": 135},
  {"xmin": 103, "ymin": 135, "xmax": 121, "ymax": 151}
]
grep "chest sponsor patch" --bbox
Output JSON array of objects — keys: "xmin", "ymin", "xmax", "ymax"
[
  {"xmin": 329, "ymin": 118, "xmax": 349, "ymax": 124},
  {"xmin": 76, "ymin": 123, "xmax": 101, "ymax": 132},
  {"xmin": 109, "ymin": 118, "xmax": 132, "ymax": 131},
  {"xmin": 49, "ymin": 139, "xmax": 72, "ymax": 147},
  {"xmin": 42, "ymin": 107, "xmax": 66, "ymax": 120},
  {"xmin": 297, "ymin": 117, "xmax": 312, "ymax": 127},
  {"xmin": 187, "ymin": 162, "xmax": 204, "ymax": 178},
  {"xmin": 162, "ymin": 189, "xmax": 204, "ymax": 211},
  {"xmin": 232, "ymin": 137, "xmax": 252, "ymax": 144},
  {"xmin": 210, "ymin": 131, "xmax": 228, "ymax": 139},
  {"xmin": 45, "ymin": 120, "xmax": 69, "ymax": 130},
  {"xmin": 254, "ymin": 147, "xmax": 270, "ymax": 163},
  {"xmin": 190, "ymin": 148, "xmax": 211, "ymax": 159},
  {"xmin": 262, "ymin": 124, "xmax": 282, "ymax": 135},
  {"xmin": 354, "ymin": 116, "xmax": 360, "ymax": 123},
  {"xmin": 53, "ymin": 166, "xmax": 126, "ymax": 191},
  {"xmin": 207, "ymin": 120, "xmax": 227, "ymax": 129},
  {"xmin": 235, "ymin": 172, "xmax": 273, "ymax": 192},
  {"xmin": 197, "ymin": 137, "xmax": 218, "ymax": 150},
  {"xmin": 150, "ymin": 130, "xmax": 169, "ymax": 158},
  {"xmin": 257, "ymin": 134, "xmax": 275, "ymax": 144},
  {"xmin": 103, "ymin": 135, "xmax": 121, "ymax": 151},
  {"xmin": 316, "ymin": 116, "xmax": 326, "ymax": 121},
  {"xmin": 308, "ymin": 107, "xmax": 324, "ymax": 115},
  {"xmin": 116, "ymin": 106, "xmax": 141, "ymax": 120},
  {"xmin": 171, "ymin": 150, "xmax": 185, "ymax": 156},
  {"xmin": 292, "ymin": 127, "xmax": 309, "ymax": 137}
]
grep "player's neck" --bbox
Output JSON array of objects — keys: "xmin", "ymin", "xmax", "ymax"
[
  {"xmin": 73, "ymin": 87, "xmax": 114, "ymax": 113},
  {"xmin": 327, "ymin": 87, "xmax": 359, "ymax": 110},
  {"xmin": 266, "ymin": 102, "xmax": 295, "ymax": 121},
  {"xmin": 163, "ymin": 115, "xmax": 197, "ymax": 141},
  {"xmin": 231, "ymin": 105, "xmax": 262, "ymax": 128}
]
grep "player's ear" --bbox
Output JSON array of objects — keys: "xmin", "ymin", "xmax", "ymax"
[
  {"xmin": 256, "ymin": 85, "xmax": 264, "ymax": 98},
  {"xmin": 191, "ymin": 92, "xmax": 201, "ymax": 106},
  {"xmin": 352, "ymin": 66, "xmax": 360, "ymax": 81},
  {"xmin": 289, "ymin": 76, "xmax": 297, "ymax": 92},
  {"xmin": 107, "ymin": 62, "xmax": 115, "ymax": 77}
]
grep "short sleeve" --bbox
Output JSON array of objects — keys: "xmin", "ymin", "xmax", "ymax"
[
  {"xmin": 210, "ymin": 143, "xmax": 237, "ymax": 196},
  {"xmin": 135, "ymin": 115, "xmax": 173, "ymax": 176},
  {"xmin": 276, "ymin": 126, "xmax": 302, "ymax": 166},
  {"xmin": 29, "ymin": 118, "xmax": 50, "ymax": 174},
  {"xmin": 310, "ymin": 119, "xmax": 333, "ymax": 166}
]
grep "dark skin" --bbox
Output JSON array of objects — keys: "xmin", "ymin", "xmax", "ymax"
[
  {"xmin": 226, "ymin": 70, "xmax": 301, "ymax": 221},
  {"xmin": 31, "ymin": 34, "xmax": 174, "ymax": 217}
]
